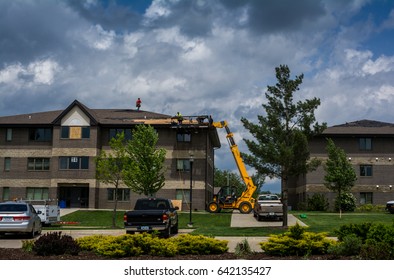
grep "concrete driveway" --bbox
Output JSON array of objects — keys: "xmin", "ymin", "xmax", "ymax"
[{"xmin": 230, "ymin": 211, "xmax": 307, "ymax": 227}]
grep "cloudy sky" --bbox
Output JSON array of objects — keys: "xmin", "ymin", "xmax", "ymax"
[{"xmin": 1, "ymin": 0, "xmax": 394, "ymax": 193}]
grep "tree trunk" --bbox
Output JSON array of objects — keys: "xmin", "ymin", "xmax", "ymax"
[
  {"xmin": 112, "ymin": 183, "xmax": 119, "ymax": 228},
  {"xmin": 281, "ymin": 177, "xmax": 288, "ymax": 227}
]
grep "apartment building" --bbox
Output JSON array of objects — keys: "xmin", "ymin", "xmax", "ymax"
[
  {"xmin": 0, "ymin": 100, "xmax": 220, "ymax": 210},
  {"xmin": 291, "ymin": 120, "xmax": 394, "ymax": 209}
]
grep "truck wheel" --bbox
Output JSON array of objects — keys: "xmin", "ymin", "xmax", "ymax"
[
  {"xmin": 171, "ymin": 222, "xmax": 179, "ymax": 234},
  {"xmin": 162, "ymin": 225, "xmax": 171, "ymax": 238},
  {"xmin": 208, "ymin": 202, "xmax": 220, "ymax": 213},
  {"xmin": 239, "ymin": 202, "xmax": 252, "ymax": 214}
]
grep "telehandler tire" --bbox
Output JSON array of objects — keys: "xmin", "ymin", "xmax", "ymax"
[
  {"xmin": 239, "ymin": 202, "xmax": 252, "ymax": 214},
  {"xmin": 208, "ymin": 202, "xmax": 220, "ymax": 213}
]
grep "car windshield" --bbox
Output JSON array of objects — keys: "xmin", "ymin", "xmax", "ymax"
[{"xmin": 0, "ymin": 204, "xmax": 28, "ymax": 212}]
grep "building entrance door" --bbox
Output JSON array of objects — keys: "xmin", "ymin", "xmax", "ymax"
[{"xmin": 58, "ymin": 184, "xmax": 89, "ymax": 208}]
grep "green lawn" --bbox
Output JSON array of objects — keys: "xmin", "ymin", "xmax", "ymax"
[{"xmin": 52, "ymin": 210, "xmax": 394, "ymax": 236}]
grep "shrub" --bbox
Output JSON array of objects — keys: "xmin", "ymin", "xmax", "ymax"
[
  {"xmin": 76, "ymin": 234, "xmax": 111, "ymax": 251},
  {"xmin": 355, "ymin": 204, "xmax": 386, "ymax": 212},
  {"xmin": 33, "ymin": 232, "xmax": 80, "ymax": 256},
  {"xmin": 335, "ymin": 192, "xmax": 356, "ymax": 212},
  {"xmin": 333, "ymin": 222, "xmax": 394, "ymax": 259},
  {"xmin": 334, "ymin": 222, "xmax": 373, "ymax": 242},
  {"xmin": 260, "ymin": 224, "xmax": 335, "ymax": 257},
  {"xmin": 172, "ymin": 234, "xmax": 228, "ymax": 255},
  {"xmin": 359, "ymin": 239, "xmax": 392, "ymax": 260},
  {"xmin": 77, "ymin": 233, "xmax": 228, "ymax": 258},
  {"xmin": 307, "ymin": 194, "xmax": 329, "ymax": 211},
  {"xmin": 22, "ymin": 240, "xmax": 35, "ymax": 253},
  {"xmin": 328, "ymin": 234, "xmax": 362, "ymax": 257},
  {"xmin": 77, "ymin": 234, "xmax": 146, "ymax": 258},
  {"xmin": 234, "ymin": 238, "xmax": 252, "ymax": 257},
  {"xmin": 149, "ymin": 238, "xmax": 178, "ymax": 257}
]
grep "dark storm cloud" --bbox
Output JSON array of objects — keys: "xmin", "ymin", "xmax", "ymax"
[
  {"xmin": 0, "ymin": 1, "xmax": 82, "ymax": 65},
  {"xmin": 66, "ymin": 0, "xmax": 142, "ymax": 33},
  {"xmin": 138, "ymin": 0, "xmax": 327, "ymax": 38},
  {"xmin": 220, "ymin": 0, "xmax": 326, "ymax": 34}
]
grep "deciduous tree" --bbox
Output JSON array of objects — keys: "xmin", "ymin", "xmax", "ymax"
[
  {"xmin": 324, "ymin": 138, "xmax": 357, "ymax": 216},
  {"xmin": 95, "ymin": 132, "xmax": 129, "ymax": 228},
  {"xmin": 123, "ymin": 125, "xmax": 167, "ymax": 196}
]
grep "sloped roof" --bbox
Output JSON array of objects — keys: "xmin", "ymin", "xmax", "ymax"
[
  {"xmin": 0, "ymin": 100, "xmax": 172, "ymax": 126},
  {"xmin": 323, "ymin": 119, "xmax": 394, "ymax": 135},
  {"xmin": 0, "ymin": 100, "xmax": 220, "ymax": 147}
]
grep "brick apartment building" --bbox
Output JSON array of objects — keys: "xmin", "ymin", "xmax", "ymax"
[
  {"xmin": 291, "ymin": 120, "xmax": 394, "ymax": 209},
  {"xmin": 0, "ymin": 100, "xmax": 220, "ymax": 210}
]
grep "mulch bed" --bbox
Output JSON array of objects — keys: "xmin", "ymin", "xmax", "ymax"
[{"xmin": 0, "ymin": 248, "xmax": 345, "ymax": 260}]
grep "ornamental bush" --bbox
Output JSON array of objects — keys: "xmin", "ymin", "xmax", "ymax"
[
  {"xmin": 332, "ymin": 222, "xmax": 394, "ymax": 259},
  {"xmin": 33, "ymin": 232, "xmax": 80, "ymax": 256},
  {"xmin": 335, "ymin": 192, "xmax": 356, "ymax": 212},
  {"xmin": 172, "ymin": 234, "xmax": 228, "ymax": 255},
  {"xmin": 76, "ymin": 233, "xmax": 228, "ymax": 258},
  {"xmin": 307, "ymin": 194, "xmax": 329, "ymax": 211},
  {"xmin": 260, "ymin": 223, "xmax": 335, "ymax": 257}
]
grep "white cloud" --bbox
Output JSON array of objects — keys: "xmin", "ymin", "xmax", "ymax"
[
  {"xmin": 28, "ymin": 59, "xmax": 60, "ymax": 85},
  {"xmin": 143, "ymin": 0, "xmax": 172, "ymax": 23},
  {"xmin": 0, "ymin": 59, "xmax": 60, "ymax": 88},
  {"xmin": 0, "ymin": 63, "xmax": 24, "ymax": 85},
  {"xmin": 362, "ymin": 55, "xmax": 394, "ymax": 75},
  {"xmin": 85, "ymin": 24, "xmax": 116, "ymax": 50}
]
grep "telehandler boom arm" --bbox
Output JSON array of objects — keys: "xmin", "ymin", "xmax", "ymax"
[{"xmin": 212, "ymin": 121, "xmax": 256, "ymax": 204}]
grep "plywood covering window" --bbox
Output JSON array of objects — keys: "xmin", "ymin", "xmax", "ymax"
[
  {"xmin": 61, "ymin": 126, "xmax": 90, "ymax": 139},
  {"xmin": 70, "ymin": 126, "xmax": 82, "ymax": 139}
]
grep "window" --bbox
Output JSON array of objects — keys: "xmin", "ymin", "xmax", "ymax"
[
  {"xmin": 4, "ymin": 157, "xmax": 11, "ymax": 171},
  {"xmin": 26, "ymin": 187, "xmax": 49, "ymax": 200},
  {"xmin": 6, "ymin": 128, "xmax": 12, "ymax": 141},
  {"xmin": 176, "ymin": 159, "xmax": 191, "ymax": 171},
  {"xmin": 29, "ymin": 128, "xmax": 52, "ymax": 141},
  {"xmin": 2, "ymin": 187, "xmax": 10, "ymax": 201},
  {"xmin": 360, "ymin": 165, "xmax": 373, "ymax": 176},
  {"xmin": 177, "ymin": 132, "xmax": 191, "ymax": 142},
  {"xmin": 59, "ymin": 157, "xmax": 89, "ymax": 170},
  {"xmin": 107, "ymin": 188, "xmax": 130, "ymax": 201},
  {"xmin": 176, "ymin": 189, "xmax": 190, "ymax": 203},
  {"xmin": 61, "ymin": 126, "xmax": 90, "ymax": 139},
  {"xmin": 360, "ymin": 192, "xmax": 373, "ymax": 204},
  {"xmin": 109, "ymin": 128, "xmax": 132, "ymax": 141},
  {"xmin": 28, "ymin": 158, "xmax": 50, "ymax": 171},
  {"xmin": 359, "ymin": 138, "xmax": 372, "ymax": 151}
]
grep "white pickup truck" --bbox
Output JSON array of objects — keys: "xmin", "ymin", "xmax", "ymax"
[
  {"xmin": 26, "ymin": 200, "xmax": 60, "ymax": 225},
  {"xmin": 253, "ymin": 194, "xmax": 283, "ymax": 221}
]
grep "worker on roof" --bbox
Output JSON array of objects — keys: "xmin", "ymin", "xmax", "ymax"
[
  {"xmin": 176, "ymin": 112, "xmax": 183, "ymax": 124},
  {"xmin": 136, "ymin": 98, "xmax": 142, "ymax": 111}
]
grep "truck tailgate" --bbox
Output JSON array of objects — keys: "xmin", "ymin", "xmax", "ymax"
[{"xmin": 125, "ymin": 210, "xmax": 166, "ymax": 224}]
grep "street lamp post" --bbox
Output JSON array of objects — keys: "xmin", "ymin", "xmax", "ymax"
[{"xmin": 188, "ymin": 154, "xmax": 194, "ymax": 227}]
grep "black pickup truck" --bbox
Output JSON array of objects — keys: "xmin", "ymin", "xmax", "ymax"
[{"xmin": 123, "ymin": 198, "xmax": 179, "ymax": 238}]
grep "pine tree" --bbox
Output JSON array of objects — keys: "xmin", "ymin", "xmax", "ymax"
[{"xmin": 241, "ymin": 65, "xmax": 326, "ymax": 226}]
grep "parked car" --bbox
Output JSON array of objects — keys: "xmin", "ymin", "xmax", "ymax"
[
  {"xmin": 0, "ymin": 201, "xmax": 42, "ymax": 238},
  {"xmin": 386, "ymin": 201, "xmax": 394, "ymax": 214}
]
